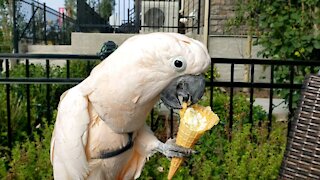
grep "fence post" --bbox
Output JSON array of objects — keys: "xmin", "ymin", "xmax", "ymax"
[
  {"xmin": 229, "ymin": 63, "xmax": 235, "ymax": 141},
  {"xmin": 210, "ymin": 60, "xmax": 214, "ymax": 109},
  {"xmin": 288, "ymin": 65, "xmax": 295, "ymax": 136},
  {"xmin": 249, "ymin": 63, "xmax": 255, "ymax": 125},
  {"xmin": 268, "ymin": 65, "xmax": 275, "ymax": 135},
  {"xmin": 76, "ymin": 0, "xmax": 81, "ymax": 31},
  {"xmin": 46, "ymin": 60, "xmax": 51, "ymax": 123},
  {"xmin": 13, "ymin": 0, "xmax": 19, "ymax": 53},
  {"xmin": 62, "ymin": 13, "xmax": 66, "ymax": 45},
  {"xmin": 26, "ymin": 59, "xmax": 31, "ymax": 135},
  {"xmin": 5, "ymin": 59, "xmax": 12, "ymax": 149},
  {"xmin": 197, "ymin": 0, "xmax": 201, "ymax": 34},
  {"xmin": 32, "ymin": 3, "xmax": 36, "ymax": 44},
  {"xmin": 43, "ymin": 3, "xmax": 47, "ymax": 45},
  {"xmin": 203, "ymin": 0, "xmax": 210, "ymax": 47},
  {"xmin": 135, "ymin": 2, "xmax": 140, "ymax": 33},
  {"xmin": 127, "ymin": 8, "xmax": 130, "ymax": 24}
]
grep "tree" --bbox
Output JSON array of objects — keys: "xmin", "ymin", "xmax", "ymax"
[
  {"xmin": 230, "ymin": 0, "xmax": 320, "ymax": 61},
  {"xmin": 65, "ymin": 0, "xmax": 76, "ymax": 19},
  {"xmin": 98, "ymin": 0, "xmax": 115, "ymax": 19},
  {"xmin": 0, "ymin": 0, "xmax": 13, "ymax": 53},
  {"xmin": 230, "ymin": 0, "xmax": 320, "ymax": 109},
  {"xmin": 65, "ymin": 0, "xmax": 114, "ymax": 20}
]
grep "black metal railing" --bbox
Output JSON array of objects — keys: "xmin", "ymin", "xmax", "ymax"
[
  {"xmin": 0, "ymin": 54, "xmax": 100, "ymax": 150},
  {"xmin": 109, "ymin": 0, "xmax": 202, "ymax": 34},
  {"xmin": 17, "ymin": 0, "xmax": 76, "ymax": 45},
  {"xmin": 210, "ymin": 58, "xmax": 320, "ymax": 139},
  {"xmin": 11, "ymin": 0, "xmax": 205, "ymax": 52},
  {"xmin": 1, "ymin": 54, "xmax": 320, "ymax": 150}
]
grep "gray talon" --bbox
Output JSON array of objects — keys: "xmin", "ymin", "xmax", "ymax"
[{"xmin": 155, "ymin": 139, "xmax": 196, "ymax": 158}]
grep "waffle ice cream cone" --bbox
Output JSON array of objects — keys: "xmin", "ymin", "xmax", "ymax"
[{"xmin": 168, "ymin": 103, "xmax": 219, "ymax": 180}]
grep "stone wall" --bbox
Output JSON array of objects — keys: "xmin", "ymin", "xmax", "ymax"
[
  {"xmin": 210, "ymin": 0, "xmax": 236, "ymax": 35},
  {"xmin": 183, "ymin": 0, "xmax": 243, "ymax": 35}
]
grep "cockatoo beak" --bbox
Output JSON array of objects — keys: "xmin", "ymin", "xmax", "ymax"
[{"xmin": 160, "ymin": 74, "xmax": 206, "ymax": 109}]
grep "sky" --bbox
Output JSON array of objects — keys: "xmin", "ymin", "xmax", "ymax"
[{"xmin": 37, "ymin": 0, "xmax": 64, "ymax": 11}]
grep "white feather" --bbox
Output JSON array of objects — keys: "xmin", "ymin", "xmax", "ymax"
[{"xmin": 51, "ymin": 87, "xmax": 91, "ymax": 179}]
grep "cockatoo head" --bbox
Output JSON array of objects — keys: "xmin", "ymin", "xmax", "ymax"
[
  {"xmin": 84, "ymin": 32, "xmax": 210, "ymax": 131},
  {"xmin": 143, "ymin": 33, "xmax": 210, "ymax": 109},
  {"xmin": 119, "ymin": 32, "xmax": 210, "ymax": 109}
]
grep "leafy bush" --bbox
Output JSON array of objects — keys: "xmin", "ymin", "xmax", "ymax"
[
  {"xmin": 0, "ymin": 121, "xmax": 53, "ymax": 179},
  {"xmin": 0, "ymin": 60, "xmax": 100, "ymax": 179},
  {"xmin": 230, "ymin": 0, "xmax": 319, "ymax": 60},
  {"xmin": 0, "ymin": 64, "xmax": 67, "ymax": 150},
  {"xmin": 0, "ymin": 60, "xmax": 100, "ymax": 150},
  {"xmin": 0, "ymin": 159, "xmax": 6, "ymax": 179},
  {"xmin": 224, "ymin": 123, "xmax": 286, "ymax": 179},
  {"xmin": 229, "ymin": 0, "xmax": 320, "ymax": 109}
]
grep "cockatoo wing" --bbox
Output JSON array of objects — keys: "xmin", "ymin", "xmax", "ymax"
[{"xmin": 50, "ymin": 87, "xmax": 91, "ymax": 179}]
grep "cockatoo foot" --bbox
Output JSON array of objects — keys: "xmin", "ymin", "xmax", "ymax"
[{"xmin": 155, "ymin": 138, "xmax": 196, "ymax": 158}]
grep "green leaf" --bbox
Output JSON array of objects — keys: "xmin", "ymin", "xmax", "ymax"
[{"xmin": 314, "ymin": 40, "xmax": 320, "ymax": 49}]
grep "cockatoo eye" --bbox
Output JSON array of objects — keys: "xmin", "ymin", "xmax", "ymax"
[
  {"xmin": 171, "ymin": 56, "xmax": 186, "ymax": 72},
  {"xmin": 174, "ymin": 60, "xmax": 183, "ymax": 68}
]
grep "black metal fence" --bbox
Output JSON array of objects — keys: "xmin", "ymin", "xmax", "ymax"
[
  {"xmin": 0, "ymin": 54, "xmax": 100, "ymax": 150},
  {"xmin": 1, "ymin": 54, "xmax": 320, "ymax": 150},
  {"xmin": 211, "ymin": 58, "xmax": 320, "ymax": 138},
  {"xmin": 17, "ymin": 0, "xmax": 76, "ymax": 46},
  {"xmin": 71, "ymin": 0, "xmax": 203, "ymax": 34},
  {"xmin": 112, "ymin": 0, "xmax": 203, "ymax": 34},
  {"xmin": 12, "ymin": 0, "xmax": 203, "ymax": 48}
]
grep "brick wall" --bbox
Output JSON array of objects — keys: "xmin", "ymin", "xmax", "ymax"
[
  {"xmin": 210, "ymin": 0, "xmax": 236, "ymax": 35},
  {"xmin": 182, "ymin": 0, "xmax": 244, "ymax": 35}
]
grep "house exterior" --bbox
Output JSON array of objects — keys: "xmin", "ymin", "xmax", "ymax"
[
  {"xmin": 135, "ymin": 0, "xmax": 237, "ymax": 35},
  {"xmin": 25, "ymin": 0, "xmax": 267, "ymax": 83}
]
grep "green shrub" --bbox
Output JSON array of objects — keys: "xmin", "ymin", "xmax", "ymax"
[
  {"xmin": 199, "ymin": 90, "xmax": 268, "ymax": 126},
  {"xmin": 0, "ymin": 60, "xmax": 100, "ymax": 178},
  {"xmin": 0, "ymin": 60, "xmax": 100, "ymax": 153},
  {"xmin": 224, "ymin": 122, "xmax": 286, "ymax": 180},
  {"xmin": 0, "ymin": 64, "xmax": 67, "ymax": 150},
  {"xmin": 0, "ymin": 159, "xmax": 6, "ymax": 179},
  {"xmin": 3, "ymin": 121, "xmax": 53, "ymax": 179},
  {"xmin": 229, "ymin": 0, "xmax": 320, "ymax": 110}
]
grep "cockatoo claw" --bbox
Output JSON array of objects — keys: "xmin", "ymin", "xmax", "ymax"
[{"xmin": 155, "ymin": 138, "xmax": 196, "ymax": 158}]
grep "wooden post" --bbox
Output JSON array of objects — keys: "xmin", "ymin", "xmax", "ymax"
[{"xmin": 203, "ymin": 0, "xmax": 210, "ymax": 47}]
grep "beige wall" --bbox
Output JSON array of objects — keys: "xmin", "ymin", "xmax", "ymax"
[
  {"xmin": 27, "ymin": 32, "xmax": 268, "ymax": 83},
  {"xmin": 208, "ymin": 35, "xmax": 269, "ymax": 83},
  {"xmin": 27, "ymin": 32, "xmax": 203, "ymax": 54}
]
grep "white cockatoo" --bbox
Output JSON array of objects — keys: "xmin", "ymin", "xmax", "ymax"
[{"xmin": 50, "ymin": 32, "xmax": 210, "ymax": 179}]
